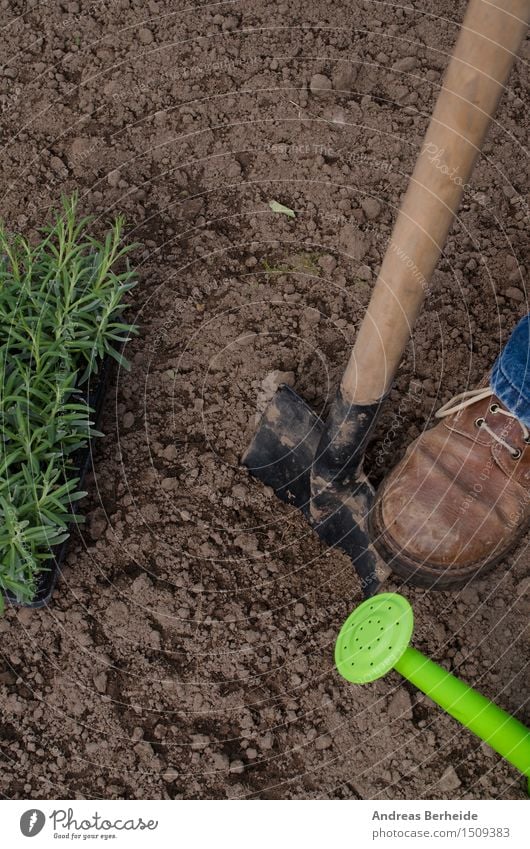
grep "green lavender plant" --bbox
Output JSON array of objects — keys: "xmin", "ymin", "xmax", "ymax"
[{"xmin": 0, "ymin": 195, "xmax": 138, "ymax": 610}]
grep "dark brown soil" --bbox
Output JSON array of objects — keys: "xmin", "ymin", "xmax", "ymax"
[{"xmin": 0, "ymin": 0, "xmax": 528, "ymax": 800}]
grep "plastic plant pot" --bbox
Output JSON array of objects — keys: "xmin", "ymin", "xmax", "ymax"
[
  {"xmin": 335, "ymin": 592, "xmax": 530, "ymax": 791},
  {"xmin": 4, "ymin": 357, "xmax": 111, "ymax": 609}
]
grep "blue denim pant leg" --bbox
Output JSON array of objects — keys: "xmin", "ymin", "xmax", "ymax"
[{"xmin": 490, "ymin": 314, "xmax": 530, "ymax": 427}]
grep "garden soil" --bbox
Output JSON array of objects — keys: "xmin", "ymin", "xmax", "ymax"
[{"xmin": 0, "ymin": 0, "xmax": 529, "ymax": 800}]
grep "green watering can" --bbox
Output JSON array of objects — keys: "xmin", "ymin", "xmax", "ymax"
[{"xmin": 335, "ymin": 593, "xmax": 530, "ymax": 791}]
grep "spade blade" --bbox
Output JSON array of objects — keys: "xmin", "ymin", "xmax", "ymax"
[{"xmin": 242, "ymin": 385, "xmax": 390, "ymax": 596}]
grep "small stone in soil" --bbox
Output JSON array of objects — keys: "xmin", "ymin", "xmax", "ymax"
[
  {"xmin": 310, "ymin": 74, "xmax": 332, "ymax": 96},
  {"xmin": 361, "ymin": 198, "xmax": 381, "ymax": 219},
  {"xmin": 339, "ymin": 224, "xmax": 368, "ymax": 260},
  {"xmin": 138, "ymin": 28, "xmax": 153, "ymax": 44},
  {"xmin": 386, "ymin": 688, "xmax": 413, "ymax": 720},
  {"xmin": 50, "ymin": 156, "xmax": 67, "ymax": 175},
  {"xmin": 94, "ymin": 672, "xmax": 108, "ymax": 694},
  {"xmin": 357, "ymin": 265, "xmax": 372, "ymax": 281},
  {"xmin": 255, "ymin": 370, "xmax": 295, "ymax": 417},
  {"xmin": 505, "ymin": 286, "xmax": 524, "ymax": 302},
  {"xmin": 162, "ymin": 444, "xmax": 178, "ymax": 461},
  {"xmin": 392, "ymin": 56, "xmax": 417, "ymax": 72},
  {"xmin": 438, "ymin": 765, "xmax": 462, "ymax": 792},
  {"xmin": 302, "ymin": 307, "xmax": 320, "ymax": 325},
  {"xmin": 88, "ymin": 508, "xmax": 108, "ymax": 541},
  {"xmin": 134, "ymin": 741, "xmax": 155, "ymax": 761},
  {"xmin": 318, "ymin": 254, "xmax": 337, "ymax": 275},
  {"xmin": 259, "ymin": 732, "xmax": 274, "ymax": 750}
]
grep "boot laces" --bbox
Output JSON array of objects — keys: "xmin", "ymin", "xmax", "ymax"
[{"xmin": 435, "ymin": 387, "xmax": 529, "ymax": 459}]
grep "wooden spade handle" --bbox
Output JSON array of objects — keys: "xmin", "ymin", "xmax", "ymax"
[{"xmin": 342, "ymin": 0, "xmax": 530, "ymax": 405}]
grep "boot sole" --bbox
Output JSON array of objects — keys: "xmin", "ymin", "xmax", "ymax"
[{"xmin": 369, "ymin": 482, "xmax": 528, "ymax": 591}]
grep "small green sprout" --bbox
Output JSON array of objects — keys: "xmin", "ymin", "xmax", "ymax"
[{"xmin": 268, "ymin": 200, "xmax": 296, "ymax": 218}]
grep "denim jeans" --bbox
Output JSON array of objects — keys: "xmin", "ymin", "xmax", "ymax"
[{"xmin": 490, "ymin": 314, "xmax": 530, "ymax": 427}]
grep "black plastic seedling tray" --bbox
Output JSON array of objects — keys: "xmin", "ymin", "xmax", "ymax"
[{"xmin": 4, "ymin": 357, "xmax": 111, "ymax": 610}]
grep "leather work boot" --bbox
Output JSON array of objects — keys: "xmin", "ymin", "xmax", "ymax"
[{"xmin": 370, "ymin": 386, "xmax": 530, "ymax": 589}]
